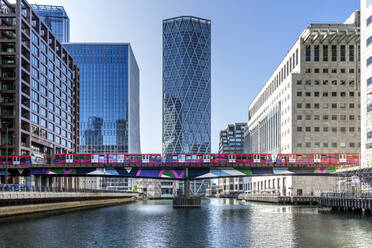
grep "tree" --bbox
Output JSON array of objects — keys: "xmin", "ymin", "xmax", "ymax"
[{"xmin": 132, "ymin": 184, "xmax": 138, "ymax": 192}]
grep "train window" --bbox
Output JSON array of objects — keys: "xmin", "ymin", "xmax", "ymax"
[
  {"xmin": 198, "ymin": 155, "xmax": 203, "ymax": 159},
  {"xmin": 237, "ymin": 155, "xmax": 241, "ymax": 160},
  {"xmin": 353, "ymin": 154, "xmax": 358, "ymax": 159},
  {"xmin": 173, "ymin": 155, "xmax": 177, "ymax": 160},
  {"xmin": 248, "ymin": 155, "xmax": 252, "ymax": 159},
  {"xmin": 137, "ymin": 155, "xmax": 141, "ymax": 159},
  {"xmin": 242, "ymin": 155, "xmax": 247, "ymax": 159},
  {"xmin": 186, "ymin": 155, "xmax": 191, "ymax": 159},
  {"xmin": 192, "ymin": 155, "xmax": 197, "ymax": 160},
  {"xmin": 322, "ymin": 154, "xmax": 327, "ymax": 159},
  {"xmin": 296, "ymin": 155, "xmax": 301, "ymax": 159},
  {"xmin": 268, "ymin": 154, "xmax": 272, "ymax": 159},
  {"xmin": 224, "ymin": 155, "xmax": 228, "ymax": 159},
  {"xmin": 211, "ymin": 155, "xmax": 215, "ymax": 159},
  {"xmin": 347, "ymin": 155, "xmax": 353, "ymax": 159},
  {"xmin": 74, "ymin": 155, "xmax": 79, "ymax": 160}
]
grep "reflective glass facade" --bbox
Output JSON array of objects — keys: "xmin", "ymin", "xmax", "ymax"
[
  {"xmin": 31, "ymin": 4, "xmax": 70, "ymax": 43},
  {"xmin": 162, "ymin": 16, "xmax": 211, "ymax": 154},
  {"xmin": 64, "ymin": 43, "xmax": 140, "ymax": 153}
]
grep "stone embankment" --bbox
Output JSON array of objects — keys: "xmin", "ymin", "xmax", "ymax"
[{"xmin": 0, "ymin": 191, "xmax": 138, "ymax": 217}]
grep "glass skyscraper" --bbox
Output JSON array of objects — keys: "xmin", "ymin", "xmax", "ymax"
[
  {"xmin": 162, "ymin": 16, "xmax": 211, "ymax": 155},
  {"xmin": 31, "ymin": 4, "xmax": 70, "ymax": 43},
  {"xmin": 64, "ymin": 43, "xmax": 140, "ymax": 153}
]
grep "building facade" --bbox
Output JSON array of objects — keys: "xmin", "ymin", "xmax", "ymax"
[
  {"xmin": 219, "ymin": 123, "xmax": 246, "ymax": 153},
  {"xmin": 64, "ymin": 43, "xmax": 140, "ymax": 154},
  {"xmin": 30, "ymin": 4, "xmax": 69, "ymax": 43},
  {"xmin": 0, "ymin": 0, "xmax": 79, "ymax": 158},
  {"xmin": 248, "ymin": 12, "xmax": 361, "ymax": 156},
  {"xmin": 361, "ymin": 0, "xmax": 372, "ymax": 166},
  {"xmin": 162, "ymin": 16, "xmax": 211, "ymax": 155}
]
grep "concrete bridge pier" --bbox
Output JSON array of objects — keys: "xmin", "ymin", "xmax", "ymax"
[{"xmin": 173, "ymin": 178, "xmax": 201, "ymax": 208}]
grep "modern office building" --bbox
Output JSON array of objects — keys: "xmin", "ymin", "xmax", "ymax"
[
  {"xmin": 0, "ymin": 0, "xmax": 79, "ymax": 158},
  {"xmin": 162, "ymin": 16, "xmax": 211, "ymax": 155},
  {"xmin": 30, "ymin": 4, "xmax": 70, "ymax": 43},
  {"xmin": 218, "ymin": 123, "xmax": 249, "ymax": 196},
  {"xmin": 219, "ymin": 123, "xmax": 246, "ymax": 153},
  {"xmin": 64, "ymin": 43, "xmax": 140, "ymax": 154},
  {"xmin": 361, "ymin": 0, "xmax": 372, "ymax": 166},
  {"xmin": 248, "ymin": 11, "xmax": 361, "ymax": 156}
]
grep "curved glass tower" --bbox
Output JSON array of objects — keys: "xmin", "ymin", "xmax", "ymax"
[{"xmin": 162, "ymin": 16, "xmax": 211, "ymax": 155}]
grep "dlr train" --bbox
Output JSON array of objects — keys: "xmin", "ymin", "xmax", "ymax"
[{"xmin": 0, "ymin": 153, "xmax": 360, "ymax": 166}]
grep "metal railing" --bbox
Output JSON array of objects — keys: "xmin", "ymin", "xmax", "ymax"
[
  {"xmin": 321, "ymin": 192, "xmax": 372, "ymax": 199},
  {"xmin": 0, "ymin": 184, "xmax": 135, "ymax": 194}
]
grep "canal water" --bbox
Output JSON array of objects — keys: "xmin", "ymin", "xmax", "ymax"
[{"xmin": 0, "ymin": 198, "xmax": 371, "ymax": 248}]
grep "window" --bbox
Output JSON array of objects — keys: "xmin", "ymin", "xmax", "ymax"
[
  {"xmin": 305, "ymin": 103, "xmax": 311, "ymax": 109},
  {"xmin": 40, "ymin": 118, "xmax": 46, "ymax": 128},
  {"xmin": 332, "ymin": 115, "xmax": 337, "ymax": 120},
  {"xmin": 340, "ymin": 92, "xmax": 346, "ymax": 97},
  {"xmin": 314, "ymin": 103, "xmax": 319, "ymax": 109},
  {"xmin": 332, "ymin": 103, "xmax": 337, "ymax": 109},
  {"xmin": 31, "ymin": 90, "xmax": 38, "ymax": 101},
  {"xmin": 350, "ymin": 103, "xmax": 355, "ymax": 108},
  {"xmin": 340, "ymin": 115, "xmax": 346, "ymax": 120},
  {"xmin": 323, "ymin": 127, "xmax": 329, "ymax": 132},
  {"xmin": 349, "ymin": 68, "xmax": 354, "ymax": 73},
  {"xmin": 297, "ymin": 103, "xmax": 302, "ymax": 109},
  {"xmin": 305, "ymin": 92, "xmax": 311, "ymax": 97},
  {"xmin": 349, "ymin": 115, "xmax": 355, "ymax": 120},
  {"xmin": 367, "ymin": 56, "xmax": 372, "ymax": 66},
  {"xmin": 332, "ymin": 142, "xmax": 337, "ymax": 148},
  {"xmin": 296, "ymin": 115, "xmax": 302, "ymax": 120},
  {"xmin": 340, "ymin": 142, "xmax": 346, "ymax": 148},
  {"xmin": 323, "ymin": 142, "xmax": 328, "ymax": 147},
  {"xmin": 305, "ymin": 115, "xmax": 311, "ymax": 120},
  {"xmin": 297, "ymin": 127, "xmax": 302, "ymax": 132},
  {"xmin": 323, "ymin": 103, "xmax": 329, "ymax": 109},
  {"xmin": 367, "ymin": 15, "xmax": 372, "ymax": 26},
  {"xmin": 297, "ymin": 80, "xmax": 302, "ymax": 85},
  {"xmin": 314, "ymin": 68, "xmax": 320, "ymax": 73},
  {"xmin": 367, "ymin": 36, "xmax": 372, "ymax": 46},
  {"xmin": 314, "ymin": 115, "xmax": 320, "ymax": 120},
  {"xmin": 340, "ymin": 45, "xmax": 345, "ymax": 61},
  {"xmin": 350, "ymin": 142, "xmax": 355, "ymax": 148},
  {"xmin": 306, "ymin": 45, "xmax": 311, "ymax": 61},
  {"xmin": 323, "ymin": 92, "xmax": 328, "ymax": 97},
  {"xmin": 40, "ymin": 107, "xmax": 46, "ymax": 117},
  {"xmin": 332, "ymin": 92, "xmax": 337, "ymax": 97},
  {"xmin": 31, "ymin": 102, "xmax": 38, "ymax": 112},
  {"xmin": 331, "ymin": 68, "xmax": 337, "ymax": 73},
  {"xmin": 340, "ymin": 68, "xmax": 346, "ymax": 73},
  {"xmin": 305, "ymin": 68, "xmax": 311, "ymax": 73},
  {"xmin": 332, "ymin": 45, "xmax": 337, "ymax": 61},
  {"xmin": 314, "ymin": 127, "xmax": 320, "ymax": 132},
  {"xmin": 350, "ymin": 92, "xmax": 354, "ymax": 97},
  {"xmin": 323, "ymin": 115, "xmax": 328, "ymax": 120},
  {"xmin": 367, "ymin": 77, "xmax": 372, "ymax": 86},
  {"xmin": 305, "ymin": 142, "xmax": 311, "ymax": 148},
  {"xmin": 305, "ymin": 127, "xmax": 311, "ymax": 132},
  {"xmin": 31, "ymin": 113, "xmax": 38, "ymax": 124},
  {"xmin": 314, "ymin": 142, "xmax": 320, "ymax": 148},
  {"xmin": 314, "ymin": 92, "xmax": 319, "ymax": 97},
  {"xmin": 332, "ymin": 80, "xmax": 337, "ymax": 85},
  {"xmin": 314, "ymin": 45, "xmax": 319, "ymax": 61},
  {"xmin": 349, "ymin": 127, "xmax": 355, "ymax": 132},
  {"xmin": 349, "ymin": 45, "xmax": 354, "ymax": 62},
  {"xmin": 340, "ymin": 103, "xmax": 346, "ymax": 109},
  {"xmin": 332, "ymin": 127, "xmax": 337, "ymax": 132},
  {"xmin": 323, "ymin": 45, "xmax": 328, "ymax": 61},
  {"xmin": 323, "ymin": 68, "xmax": 328, "ymax": 73}
]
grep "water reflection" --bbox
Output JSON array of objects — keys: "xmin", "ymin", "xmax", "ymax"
[{"xmin": 0, "ymin": 199, "xmax": 371, "ymax": 248}]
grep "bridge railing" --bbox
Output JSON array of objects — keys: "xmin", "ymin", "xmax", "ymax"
[
  {"xmin": 321, "ymin": 192, "xmax": 372, "ymax": 199},
  {"xmin": 0, "ymin": 184, "xmax": 135, "ymax": 194}
]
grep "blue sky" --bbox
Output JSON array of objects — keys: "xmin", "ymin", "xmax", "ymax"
[{"xmin": 29, "ymin": 0, "xmax": 360, "ymax": 153}]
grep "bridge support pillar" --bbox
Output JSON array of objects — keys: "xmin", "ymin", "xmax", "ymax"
[
  {"xmin": 173, "ymin": 178, "xmax": 201, "ymax": 208},
  {"xmin": 25, "ymin": 175, "xmax": 36, "ymax": 188}
]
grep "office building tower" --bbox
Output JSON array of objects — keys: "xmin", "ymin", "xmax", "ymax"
[
  {"xmin": 64, "ymin": 43, "xmax": 140, "ymax": 154},
  {"xmin": 162, "ymin": 16, "xmax": 211, "ymax": 155},
  {"xmin": 248, "ymin": 11, "xmax": 361, "ymax": 156},
  {"xmin": 0, "ymin": 0, "xmax": 79, "ymax": 158},
  {"xmin": 31, "ymin": 4, "xmax": 70, "ymax": 43},
  {"xmin": 219, "ymin": 123, "xmax": 246, "ymax": 153}
]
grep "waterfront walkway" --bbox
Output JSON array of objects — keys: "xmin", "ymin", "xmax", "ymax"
[{"xmin": 319, "ymin": 193, "xmax": 372, "ymax": 213}]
